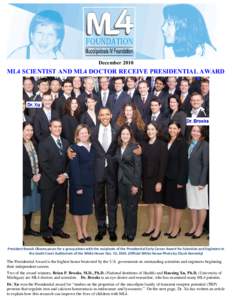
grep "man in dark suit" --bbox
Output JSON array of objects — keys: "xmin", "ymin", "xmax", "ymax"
[
  {"xmin": 38, "ymin": 119, "xmax": 70, "ymax": 244},
  {"xmin": 152, "ymin": 77, "xmax": 169, "ymax": 115},
  {"xmin": 28, "ymin": 78, "xmax": 50, "ymax": 120},
  {"xmin": 110, "ymin": 77, "xmax": 130, "ymax": 124},
  {"xmin": 179, "ymin": 78, "xmax": 192, "ymax": 114},
  {"xmin": 50, "ymin": 78, "xmax": 62, "ymax": 102},
  {"xmin": 72, "ymin": 76, "xmax": 83, "ymax": 99},
  {"xmin": 34, "ymin": 92, "xmax": 59, "ymax": 142},
  {"xmin": 188, "ymin": 92, "xmax": 208, "ymax": 118},
  {"xmin": 125, "ymin": 77, "xmax": 139, "ymax": 101},
  {"xmin": 23, "ymin": 77, "xmax": 35, "ymax": 103},
  {"xmin": 200, "ymin": 78, "xmax": 210, "ymax": 116},
  {"xmin": 149, "ymin": 97, "xmax": 169, "ymax": 140},
  {"xmin": 96, "ymin": 77, "xmax": 115, "ymax": 113},
  {"xmin": 133, "ymin": 80, "xmax": 153, "ymax": 123},
  {"xmin": 91, "ymin": 108, "xmax": 119, "ymax": 242},
  {"xmin": 54, "ymin": 79, "xmax": 73, "ymax": 118},
  {"xmin": 77, "ymin": 77, "xmax": 99, "ymax": 115}
]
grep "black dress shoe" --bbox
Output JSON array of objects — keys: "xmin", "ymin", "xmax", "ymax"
[
  {"xmin": 127, "ymin": 235, "xmax": 134, "ymax": 242},
  {"xmin": 142, "ymin": 229, "xmax": 155, "ymax": 237},
  {"xmin": 78, "ymin": 238, "xmax": 85, "ymax": 243},
  {"xmin": 185, "ymin": 231, "xmax": 195, "ymax": 237},
  {"xmin": 168, "ymin": 228, "xmax": 181, "ymax": 239},
  {"xmin": 164, "ymin": 232, "xmax": 171, "ymax": 236},
  {"xmin": 95, "ymin": 231, "xmax": 106, "ymax": 241},
  {"xmin": 150, "ymin": 231, "xmax": 161, "ymax": 241},
  {"xmin": 24, "ymin": 229, "xmax": 40, "ymax": 236},
  {"xmin": 109, "ymin": 231, "xmax": 117, "ymax": 241},
  {"xmin": 192, "ymin": 233, "xmax": 203, "ymax": 239},
  {"xmin": 53, "ymin": 231, "xmax": 70, "ymax": 239},
  {"xmin": 121, "ymin": 233, "xmax": 127, "ymax": 240},
  {"xmin": 84, "ymin": 236, "xmax": 92, "ymax": 242},
  {"xmin": 43, "ymin": 236, "xmax": 55, "ymax": 244}
]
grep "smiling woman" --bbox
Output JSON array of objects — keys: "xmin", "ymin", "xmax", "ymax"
[{"xmin": 8, "ymin": 10, "xmax": 65, "ymax": 59}]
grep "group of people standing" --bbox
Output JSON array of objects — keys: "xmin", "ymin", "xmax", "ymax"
[{"xmin": 23, "ymin": 76, "xmax": 209, "ymax": 244}]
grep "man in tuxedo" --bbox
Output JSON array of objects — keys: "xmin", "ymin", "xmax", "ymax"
[
  {"xmin": 96, "ymin": 77, "xmax": 115, "ymax": 113},
  {"xmin": 91, "ymin": 108, "xmax": 119, "ymax": 242},
  {"xmin": 200, "ymin": 78, "xmax": 210, "ymax": 116},
  {"xmin": 111, "ymin": 77, "xmax": 130, "ymax": 124},
  {"xmin": 54, "ymin": 79, "xmax": 73, "ymax": 118},
  {"xmin": 77, "ymin": 77, "xmax": 99, "ymax": 115},
  {"xmin": 149, "ymin": 97, "xmax": 169, "ymax": 140},
  {"xmin": 133, "ymin": 80, "xmax": 152, "ymax": 123},
  {"xmin": 38, "ymin": 119, "xmax": 70, "ymax": 244},
  {"xmin": 34, "ymin": 92, "xmax": 59, "ymax": 142},
  {"xmin": 179, "ymin": 78, "xmax": 192, "ymax": 114}
]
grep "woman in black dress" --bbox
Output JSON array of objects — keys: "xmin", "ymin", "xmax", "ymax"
[
  {"xmin": 69, "ymin": 124, "xmax": 96, "ymax": 243},
  {"xmin": 168, "ymin": 95, "xmax": 187, "ymax": 136},
  {"xmin": 141, "ymin": 122, "xmax": 168, "ymax": 241},
  {"xmin": 61, "ymin": 98, "xmax": 80, "ymax": 143},
  {"xmin": 116, "ymin": 103, "xmax": 145, "ymax": 143},
  {"xmin": 164, "ymin": 121, "xmax": 188, "ymax": 238},
  {"xmin": 23, "ymin": 122, "xmax": 41, "ymax": 237}
]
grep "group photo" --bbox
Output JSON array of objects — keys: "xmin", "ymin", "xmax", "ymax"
[{"xmin": 23, "ymin": 75, "xmax": 209, "ymax": 246}]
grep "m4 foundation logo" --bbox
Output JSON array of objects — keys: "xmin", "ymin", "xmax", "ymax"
[{"xmin": 83, "ymin": 7, "xmax": 135, "ymax": 58}]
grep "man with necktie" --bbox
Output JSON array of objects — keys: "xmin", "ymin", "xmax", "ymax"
[
  {"xmin": 91, "ymin": 108, "xmax": 119, "ymax": 241},
  {"xmin": 111, "ymin": 77, "xmax": 130, "ymax": 124},
  {"xmin": 38, "ymin": 119, "xmax": 70, "ymax": 244},
  {"xmin": 34, "ymin": 92, "xmax": 59, "ymax": 142}
]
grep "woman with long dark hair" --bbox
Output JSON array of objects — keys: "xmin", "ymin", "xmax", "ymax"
[
  {"xmin": 141, "ymin": 122, "xmax": 168, "ymax": 241},
  {"xmin": 23, "ymin": 122, "xmax": 41, "ymax": 237},
  {"xmin": 164, "ymin": 121, "xmax": 188, "ymax": 238},
  {"xmin": 115, "ymin": 125, "xmax": 141, "ymax": 242}
]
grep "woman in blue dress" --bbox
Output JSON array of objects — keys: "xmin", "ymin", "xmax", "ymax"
[{"xmin": 69, "ymin": 124, "xmax": 96, "ymax": 243}]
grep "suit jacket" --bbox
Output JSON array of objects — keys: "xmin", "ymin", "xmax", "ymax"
[
  {"xmin": 23, "ymin": 90, "xmax": 35, "ymax": 103},
  {"xmin": 188, "ymin": 140, "xmax": 209, "ymax": 186},
  {"xmin": 27, "ymin": 94, "xmax": 42, "ymax": 120},
  {"xmin": 166, "ymin": 138, "xmax": 188, "ymax": 185},
  {"xmin": 111, "ymin": 91, "xmax": 131, "ymax": 124},
  {"xmin": 133, "ymin": 93, "xmax": 153, "ymax": 124},
  {"xmin": 96, "ymin": 90, "xmax": 115, "ymax": 114},
  {"xmin": 115, "ymin": 143, "xmax": 141, "ymax": 188},
  {"xmin": 38, "ymin": 135, "xmax": 69, "ymax": 190},
  {"xmin": 77, "ymin": 91, "xmax": 99, "ymax": 115},
  {"xmin": 23, "ymin": 142, "xmax": 39, "ymax": 196},
  {"xmin": 91, "ymin": 125, "xmax": 118, "ymax": 182},
  {"xmin": 34, "ymin": 109, "xmax": 59, "ymax": 142},
  {"xmin": 169, "ymin": 110, "xmax": 187, "ymax": 136},
  {"xmin": 187, "ymin": 108, "xmax": 207, "ymax": 118},
  {"xmin": 179, "ymin": 94, "xmax": 191, "ymax": 114},
  {"xmin": 202, "ymin": 93, "xmax": 209, "ymax": 116},
  {"xmin": 80, "ymin": 111, "xmax": 98, "ymax": 129},
  {"xmin": 153, "ymin": 90, "xmax": 169, "ymax": 115},
  {"xmin": 54, "ymin": 95, "xmax": 71, "ymax": 118},
  {"xmin": 149, "ymin": 112, "xmax": 169, "ymax": 141},
  {"xmin": 142, "ymin": 139, "xmax": 168, "ymax": 183},
  {"xmin": 69, "ymin": 144, "xmax": 96, "ymax": 190},
  {"xmin": 61, "ymin": 114, "xmax": 79, "ymax": 144}
]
